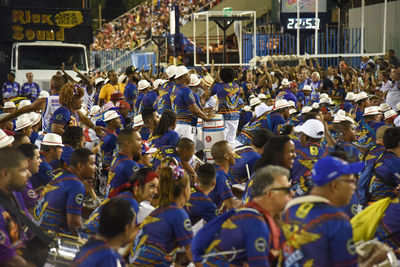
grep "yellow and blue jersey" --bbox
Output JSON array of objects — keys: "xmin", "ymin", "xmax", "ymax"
[
  {"xmin": 49, "ymin": 105, "xmax": 80, "ymax": 132},
  {"xmin": 354, "ymin": 119, "xmax": 386, "ymax": 154},
  {"xmin": 72, "ymin": 238, "xmax": 125, "ymax": 267},
  {"xmin": 34, "ymin": 171, "xmax": 85, "ymax": 234},
  {"xmin": 212, "ymin": 82, "xmax": 241, "ymax": 121},
  {"xmin": 262, "ymin": 112, "xmax": 287, "ymax": 134},
  {"xmin": 130, "ymin": 203, "xmax": 193, "ymax": 266},
  {"xmin": 202, "ymin": 207, "xmax": 272, "ymax": 267},
  {"xmin": 171, "ymin": 84, "xmax": 196, "ymax": 125},
  {"xmin": 106, "ymin": 153, "xmax": 140, "ymax": 198},
  {"xmin": 208, "ymin": 165, "xmax": 234, "ymax": 208},
  {"xmin": 281, "ymin": 198, "xmax": 357, "ymax": 266},
  {"xmin": 157, "ymin": 81, "xmax": 174, "ymax": 114},
  {"xmin": 101, "ymin": 129, "xmax": 118, "ymax": 169},
  {"xmin": 30, "ymin": 155, "xmax": 54, "ymax": 193},
  {"xmin": 227, "ymin": 146, "xmax": 260, "ymax": 185},
  {"xmin": 185, "ymin": 185, "xmax": 220, "ymax": 225},
  {"xmin": 150, "ymin": 130, "xmax": 180, "ymax": 149},
  {"xmin": 21, "ymin": 82, "xmax": 40, "ymax": 100},
  {"xmin": 143, "ymin": 90, "xmax": 158, "ymax": 110},
  {"xmin": 124, "ymin": 81, "xmax": 138, "ymax": 107},
  {"xmin": 291, "ymin": 140, "xmax": 328, "ymax": 196},
  {"xmin": 152, "ymin": 145, "xmax": 181, "ymax": 171}
]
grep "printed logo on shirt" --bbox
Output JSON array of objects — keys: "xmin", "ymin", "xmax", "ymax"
[
  {"xmin": 309, "ymin": 146, "xmax": 319, "ymax": 156},
  {"xmin": 28, "ymin": 190, "xmax": 37, "ymax": 199},
  {"xmin": 347, "ymin": 239, "xmax": 356, "ymax": 255},
  {"xmin": 183, "ymin": 219, "xmax": 192, "ymax": 231},
  {"xmin": 55, "ymin": 114, "xmax": 63, "ymax": 120},
  {"xmin": 225, "ymin": 179, "xmax": 231, "ymax": 189},
  {"xmin": 75, "ymin": 193, "xmax": 84, "ymax": 205},
  {"xmin": 46, "ymin": 170, "xmax": 54, "ymax": 178},
  {"xmin": 254, "ymin": 237, "xmax": 267, "ymax": 252},
  {"xmin": 0, "ymin": 230, "xmax": 6, "ymax": 244}
]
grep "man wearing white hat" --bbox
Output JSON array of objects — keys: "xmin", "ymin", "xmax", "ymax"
[
  {"xmin": 3, "ymin": 101, "xmax": 16, "ymax": 113},
  {"xmin": 157, "ymin": 65, "xmax": 176, "ymax": 114},
  {"xmin": 297, "ymin": 84, "xmax": 312, "ymax": 107},
  {"xmin": 143, "ymin": 79, "xmax": 165, "ymax": 110},
  {"xmin": 291, "ymin": 119, "xmax": 329, "ymax": 196},
  {"xmin": 353, "ymin": 91, "xmax": 371, "ymax": 123},
  {"xmin": 134, "ymin": 80, "xmax": 151, "ymax": 116},
  {"xmin": 15, "ymin": 115, "xmax": 33, "ymax": 138},
  {"xmin": 101, "ymin": 110, "xmax": 121, "ymax": 172},
  {"xmin": 276, "ymin": 80, "xmax": 298, "ymax": 108},
  {"xmin": 354, "ymin": 106, "xmax": 385, "ymax": 153},
  {"xmin": 30, "ymin": 133, "xmax": 64, "ymax": 192},
  {"xmin": 384, "ymin": 110, "xmax": 398, "ymax": 126},
  {"xmin": 264, "ymin": 99, "xmax": 291, "ymax": 134},
  {"xmin": 170, "ymin": 66, "xmax": 210, "ymax": 140},
  {"xmin": 211, "ymin": 68, "xmax": 241, "ymax": 147},
  {"xmin": 333, "ymin": 115, "xmax": 361, "ymax": 163}
]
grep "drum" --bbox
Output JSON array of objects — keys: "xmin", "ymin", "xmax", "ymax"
[
  {"xmin": 195, "ymin": 118, "xmax": 204, "ymax": 152},
  {"xmin": 45, "ymin": 234, "xmax": 86, "ymax": 267},
  {"xmin": 204, "ymin": 148, "xmax": 214, "ymax": 163},
  {"xmin": 203, "ymin": 114, "xmax": 225, "ymax": 150}
]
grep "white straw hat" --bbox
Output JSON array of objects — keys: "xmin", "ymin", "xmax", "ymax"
[
  {"xmin": 138, "ymin": 80, "xmax": 151, "ymax": 91},
  {"xmin": 165, "ymin": 65, "xmax": 177, "ymax": 79},
  {"xmin": 189, "ymin": 74, "xmax": 201, "ymax": 87},
  {"xmin": 134, "ymin": 114, "xmax": 144, "ymax": 127},
  {"xmin": 0, "ymin": 129, "xmax": 14, "ymax": 148},
  {"xmin": 18, "ymin": 100, "xmax": 31, "ymax": 109},
  {"xmin": 174, "ymin": 66, "xmax": 189, "ymax": 79},
  {"xmin": 103, "ymin": 110, "xmax": 120, "ymax": 122},
  {"xmin": 3, "ymin": 101, "xmax": 16, "ymax": 109},
  {"xmin": 42, "ymin": 133, "xmax": 64, "ymax": 147},
  {"xmin": 363, "ymin": 106, "xmax": 381, "ymax": 116}
]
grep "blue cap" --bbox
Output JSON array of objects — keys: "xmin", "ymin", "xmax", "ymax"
[
  {"xmin": 342, "ymin": 102, "xmax": 353, "ymax": 113},
  {"xmin": 312, "ymin": 156, "xmax": 365, "ymax": 186}
]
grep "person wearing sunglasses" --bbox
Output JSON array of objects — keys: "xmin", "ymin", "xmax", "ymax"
[
  {"xmin": 280, "ymin": 156, "xmax": 364, "ymax": 266},
  {"xmin": 193, "ymin": 165, "xmax": 292, "ymax": 267}
]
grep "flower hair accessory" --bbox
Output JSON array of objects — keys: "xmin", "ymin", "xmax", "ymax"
[
  {"xmin": 170, "ymin": 165, "xmax": 184, "ymax": 180},
  {"xmin": 73, "ymin": 83, "xmax": 81, "ymax": 96}
]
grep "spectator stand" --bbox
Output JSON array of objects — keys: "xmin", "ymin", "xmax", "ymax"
[{"xmin": 193, "ymin": 10, "xmax": 256, "ymax": 67}]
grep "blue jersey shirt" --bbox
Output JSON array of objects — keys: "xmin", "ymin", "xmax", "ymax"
[
  {"xmin": 262, "ymin": 112, "xmax": 286, "ymax": 134},
  {"xmin": 30, "ymin": 157, "xmax": 54, "ymax": 193},
  {"xmin": 171, "ymin": 84, "xmax": 196, "ymax": 125},
  {"xmin": 363, "ymin": 144, "xmax": 385, "ymax": 166},
  {"xmin": 212, "ymin": 82, "xmax": 241, "ymax": 121},
  {"xmin": 227, "ymin": 146, "xmax": 260, "ymax": 185},
  {"xmin": 34, "ymin": 171, "xmax": 86, "ymax": 234},
  {"xmin": 2, "ymin": 82, "xmax": 20, "ymax": 97},
  {"xmin": 124, "ymin": 81, "xmax": 138, "ymax": 107},
  {"xmin": 185, "ymin": 185, "xmax": 220, "ymax": 225},
  {"xmin": 276, "ymin": 90, "xmax": 298, "ymax": 107},
  {"xmin": 130, "ymin": 203, "xmax": 193, "ymax": 265},
  {"xmin": 0, "ymin": 191, "xmax": 32, "ymax": 263},
  {"xmin": 208, "ymin": 164, "xmax": 234, "ymax": 208},
  {"xmin": 49, "ymin": 105, "xmax": 80, "ymax": 132},
  {"xmin": 157, "ymin": 81, "xmax": 174, "ymax": 114},
  {"xmin": 368, "ymin": 151, "xmax": 400, "ymax": 203},
  {"xmin": 354, "ymin": 119, "xmax": 386, "ymax": 154},
  {"xmin": 203, "ymin": 207, "xmax": 272, "ymax": 267},
  {"xmin": 101, "ymin": 129, "xmax": 118, "ymax": 169},
  {"xmin": 374, "ymin": 197, "xmax": 400, "ymax": 251},
  {"xmin": 72, "ymin": 238, "xmax": 125, "ymax": 267},
  {"xmin": 142, "ymin": 90, "xmax": 158, "ymax": 109},
  {"xmin": 134, "ymin": 92, "xmax": 145, "ymax": 116},
  {"xmin": 83, "ymin": 191, "xmax": 139, "ymax": 235},
  {"xmin": 291, "ymin": 140, "xmax": 328, "ymax": 196},
  {"xmin": 20, "ymin": 82, "xmax": 40, "ymax": 100},
  {"xmin": 106, "ymin": 153, "xmax": 140, "ymax": 198},
  {"xmin": 236, "ymin": 116, "xmax": 264, "ymax": 146},
  {"xmin": 152, "ymin": 145, "xmax": 181, "ymax": 171},
  {"xmin": 333, "ymin": 142, "xmax": 361, "ymax": 163},
  {"xmin": 281, "ymin": 197, "xmax": 357, "ymax": 267},
  {"xmin": 150, "ymin": 130, "xmax": 180, "ymax": 149},
  {"xmin": 139, "ymin": 127, "xmax": 151, "ymax": 142}
]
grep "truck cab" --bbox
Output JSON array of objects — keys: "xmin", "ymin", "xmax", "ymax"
[{"xmin": 11, "ymin": 41, "xmax": 89, "ymax": 91}]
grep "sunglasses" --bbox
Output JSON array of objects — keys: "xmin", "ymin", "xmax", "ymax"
[{"xmin": 269, "ymin": 187, "xmax": 292, "ymax": 194}]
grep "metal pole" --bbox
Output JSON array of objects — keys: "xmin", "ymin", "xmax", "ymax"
[
  {"xmin": 194, "ymin": 14, "xmax": 197, "ymax": 66},
  {"xmin": 239, "ymin": 20, "xmax": 243, "ymax": 67},
  {"xmin": 99, "ymin": 4, "xmax": 102, "ymax": 29},
  {"xmin": 315, "ymin": 0, "xmax": 318, "ymax": 55},
  {"xmin": 338, "ymin": 6, "xmax": 341, "ymax": 54},
  {"xmin": 361, "ymin": 0, "xmax": 365, "ymax": 55},
  {"xmin": 296, "ymin": 0, "xmax": 300, "ymax": 56},
  {"xmin": 253, "ymin": 12, "xmax": 256, "ymax": 61},
  {"xmin": 206, "ymin": 13, "xmax": 210, "ymax": 65},
  {"xmin": 223, "ymin": 22, "xmax": 226, "ymax": 64},
  {"xmin": 383, "ymin": 0, "xmax": 387, "ymax": 53}
]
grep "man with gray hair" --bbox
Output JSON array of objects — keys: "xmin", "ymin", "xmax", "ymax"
[{"xmin": 192, "ymin": 165, "xmax": 292, "ymax": 266}]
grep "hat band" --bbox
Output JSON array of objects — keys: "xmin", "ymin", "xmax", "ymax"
[
  {"xmin": 16, "ymin": 121, "xmax": 31, "ymax": 130},
  {"xmin": 42, "ymin": 140, "xmax": 63, "ymax": 146}
]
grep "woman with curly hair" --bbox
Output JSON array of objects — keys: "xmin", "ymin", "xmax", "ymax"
[{"xmin": 50, "ymin": 82, "xmax": 103, "ymax": 136}]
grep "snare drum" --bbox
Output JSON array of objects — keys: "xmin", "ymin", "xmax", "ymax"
[{"xmin": 45, "ymin": 234, "xmax": 86, "ymax": 267}]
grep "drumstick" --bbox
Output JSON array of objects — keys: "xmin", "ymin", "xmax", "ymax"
[{"xmin": 246, "ymin": 164, "xmax": 251, "ymax": 181}]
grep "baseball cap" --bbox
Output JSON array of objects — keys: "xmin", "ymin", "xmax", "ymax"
[
  {"xmin": 294, "ymin": 119, "xmax": 325, "ymax": 139},
  {"xmin": 126, "ymin": 66, "xmax": 137, "ymax": 75},
  {"xmin": 312, "ymin": 156, "xmax": 365, "ymax": 186}
]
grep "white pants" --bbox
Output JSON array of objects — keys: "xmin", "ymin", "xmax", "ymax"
[
  {"xmin": 224, "ymin": 119, "xmax": 239, "ymax": 148},
  {"xmin": 175, "ymin": 123, "xmax": 196, "ymax": 141}
]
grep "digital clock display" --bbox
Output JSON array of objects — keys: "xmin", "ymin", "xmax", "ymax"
[{"xmin": 286, "ymin": 18, "xmax": 320, "ymax": 30}]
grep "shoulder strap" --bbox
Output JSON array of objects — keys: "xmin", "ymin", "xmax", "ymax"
[
  {"xmin": 0, "ymin": 191, "xmax": 52, "ymax": 245},
  {"xmin": 361, "ymin": 118, "xmax": 376, "ymax": 137}
]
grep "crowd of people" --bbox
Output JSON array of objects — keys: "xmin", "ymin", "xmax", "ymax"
[
  {"xmin": 1, "ymin": 48, "xmax": 400, "ymax": 266},
  {"xmin": 91, "ymin": 0, "xmax": 213, "ymax": 51}
]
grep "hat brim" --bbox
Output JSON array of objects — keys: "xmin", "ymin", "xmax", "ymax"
[
  {"xmin": 174, "ymin": 69, "xmax": 189, "ymax": 79},
  {"xmin": 189, "ymin": 80, "xmax": 201, "ymax": 87},
  {"xmin": 0, "ymin": 135, "xmax": 14, "ymax": 148},
  {"xmin": 42, "ymin": 141, "xmax": 64, "ymax": 147},
  {"xmin": 363, "ymin": 112, "xmax": 380, "ymax": 116}
]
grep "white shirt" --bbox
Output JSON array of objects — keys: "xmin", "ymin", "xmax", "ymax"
[{"xmin": 386, "ymin": 80, "xmax": 400, "ymax": 110}]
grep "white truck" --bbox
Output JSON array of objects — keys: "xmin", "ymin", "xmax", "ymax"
[{"xmin": 11, "ymin": 41, "xmax": 89, "ymax": 90}]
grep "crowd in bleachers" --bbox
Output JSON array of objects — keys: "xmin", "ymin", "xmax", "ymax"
[{"xmin": 91, "ymin": 0, "xmax": 212, "ymax": 51}]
